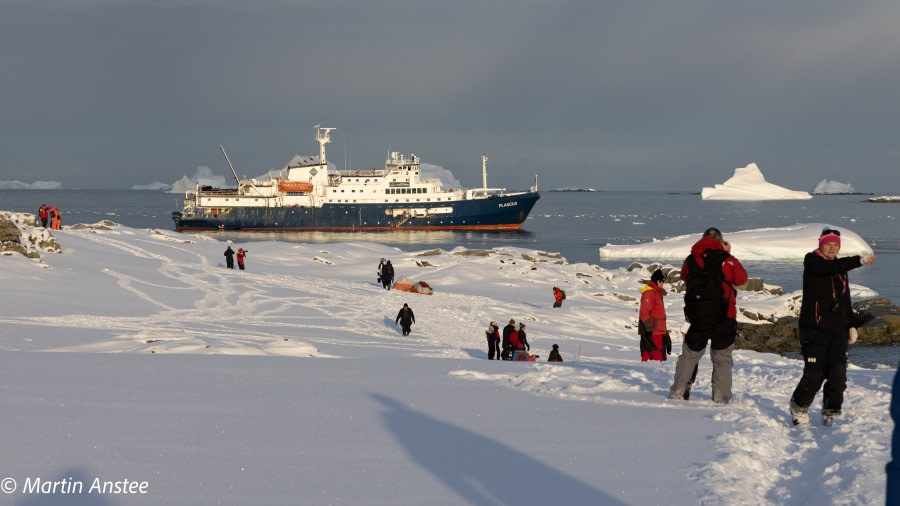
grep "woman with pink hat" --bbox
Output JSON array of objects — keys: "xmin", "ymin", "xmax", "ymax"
[{"xmin": 789, "ymin": 227, "xmax": 877, "ymax": 426}]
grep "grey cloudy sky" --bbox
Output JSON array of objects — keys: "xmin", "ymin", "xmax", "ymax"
[{"xmin": 2, "ymin": 0, "xmax": 899, "ymax": 191}]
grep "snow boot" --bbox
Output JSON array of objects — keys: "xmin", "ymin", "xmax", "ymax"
[
  {"xmin": 790, "ymin": 400, "xmax": 809, "ymax": 426},
  {"xmin": 822, "ymin": 408, "xmax": 841, "ymax": 426}
]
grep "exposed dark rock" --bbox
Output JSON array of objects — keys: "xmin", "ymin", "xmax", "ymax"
[{"xmin": 737, "ymin": 298, "xmax": 900, "ymax": 352}]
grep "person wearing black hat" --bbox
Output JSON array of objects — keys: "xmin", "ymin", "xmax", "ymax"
[
  {"xmin": 224, "ymin": 246, "xmax": 235, "ymax": 269},
  {"xmin": 395, "ymin": 303, "xmax": 415, "ymax": 336},
  {"xmin": 639, "ymin": 269, "xmax": 670, "ymax": 362},
  {"xmin": 548, "ymin": 344, "xmax": 563, "ymax": 362}
]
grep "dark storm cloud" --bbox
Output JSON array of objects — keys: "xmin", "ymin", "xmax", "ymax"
[{"xmin": 1, "ymin": 0, "xmax": 898, "ymax": 191}]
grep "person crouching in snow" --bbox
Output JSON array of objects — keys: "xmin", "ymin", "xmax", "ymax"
[
  {"xmin": 639, "ymin": 269, "xmax": 671, "ymax": 362},
  {"xmin": 548, "ymin": 344, "xmax": 563, "ymax": 362},
  {"xmin": 395, "ymin": 303, "xmax": 415, "ymax": 336},
  {"xmin": 236, "ymin": 248, "xmax": 247, "ymax": 270}
]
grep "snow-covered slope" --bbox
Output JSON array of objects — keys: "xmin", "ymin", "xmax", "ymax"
[{"xmin": 0, "ymin": 216, "xmax": 891, "ymax": 505}]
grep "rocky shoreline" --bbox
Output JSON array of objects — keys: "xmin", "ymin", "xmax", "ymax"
[{"xmin": 738, "ymin": 298, "xmax": 900, "ymax": 353}]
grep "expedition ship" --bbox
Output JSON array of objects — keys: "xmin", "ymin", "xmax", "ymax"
[{"xmin": 172, "ymin": 126, "xmax": 540, "ymax": 231}]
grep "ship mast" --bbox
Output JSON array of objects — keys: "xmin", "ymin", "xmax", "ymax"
[
  {"xmin": 315, "ymin": 125, "xmax": 336, "ymax": 166},
  {"xmin": 482, "ymin": 154, "xmax": 488, "ymax": 193},
  {"xmin": 219, "ymin": 145, "xmax": 241, "ymax": 187}
]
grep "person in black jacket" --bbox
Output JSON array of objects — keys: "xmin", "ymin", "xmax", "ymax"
[
  {"xmin": 395, "ymin": 303, "xmax": 415, "ymax": 336},
  {"xmin": 501, "ymin": 319, "xmax": 516, "ymax": 361},
  {"xmin": 224, "ymin": 246, "xmax": 235, "ymax": 269},
  {"xmin": 789, "ymin": 227, "xmax": 877, "ymax": 425},
  {"xmin": 382, "ymin": 260, "xmax": 394, "ymax": 290},
  {"xmin": 548, "ymin": 344, "xmax": 563, "ymax": 362},
  {"xmin": 517, "ymin": 323, "xmax": 530, "ymax": 352}
]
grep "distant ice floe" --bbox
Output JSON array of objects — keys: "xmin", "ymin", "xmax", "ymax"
[
  {"xmin": 813, "ymin": 179, "xmax": 855, "ymax": 194},
  {"xmin": 701, "ymin": 163, "xmax": 811, "ymax": 200},
  {"xmin": 0, "ymin": 180, "xmax": 62, "ymax": 190},
  {"xmin": 131, "ymin": 182, "xmax": 172, "ymax": 191},
  {"xmin": 599, "ymin": 223, "xmax": 874, "ymax": 261},
  {"xmin": 550, "ymin": 187, "xmax": 597, "ymax": 192},
  {"xmin": 868, "ymin": 195, "xmax": 900, "ymax": 203}
]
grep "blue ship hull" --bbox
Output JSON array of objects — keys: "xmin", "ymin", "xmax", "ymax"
[{"xmin": 173, "ymin": 192, "xmax": 540, "ymax": 231}]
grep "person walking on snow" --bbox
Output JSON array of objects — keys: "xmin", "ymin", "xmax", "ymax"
[
  {"xmin": 236, "ymin": 248, "xmax": 246, "ymax": 270},
  {"xmin": 789, "ymin": 227, "xmax": 877, "ymax": 426},
  {"xmin": 224, "ymin": 246, "xmax": 235, "ymax": 269},
  {"xmin": 552, "ymin": 287, "xmax": 564, "ymax": 308},
  {"xmin": 485, "ymin": 321, "xmax": 501, "ymax": 360},
  {"xmin": 669, "ymin": 227, "xmax": 747, "ymax": 404},
  {"xmin": 639, "ymin": 269, "xmax": 671, "ymax": 362},
  {"xmin": 377, "ymin": 258, "xmax": 386, "ymax": 286},
  {"xmin": 382, "ymin": 260, "xmax": 394, "ymax": 290},
  {"xmin": 395, "ymin": 303, "xmax": 415, "ymax": 336}
]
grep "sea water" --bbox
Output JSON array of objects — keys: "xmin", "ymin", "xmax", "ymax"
[{"xmin": 3, "ymin": 189, "xmax": 898, "ymax": 367}]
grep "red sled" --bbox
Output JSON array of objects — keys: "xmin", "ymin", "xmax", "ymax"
[{"xmin": 512, "ymin": 350, "xmax": 537, "ymax": 362}]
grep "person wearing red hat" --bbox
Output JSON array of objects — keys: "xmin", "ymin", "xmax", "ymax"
[{"xmin": 789, "ymin": 227, "xmax": 877, "ymax": 425}]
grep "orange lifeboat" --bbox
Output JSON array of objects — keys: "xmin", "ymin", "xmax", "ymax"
[{"xmin": 278, "ymin": 181, "xmax": 314, "ymax": 193}]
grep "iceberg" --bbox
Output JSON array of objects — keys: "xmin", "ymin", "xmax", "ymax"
[
  {"xmin": 599, "ymin": 223, "xmax": 873, "ymax": 260},
  {"xmin": 813, "ymin": 179, "xmax": 855, "ymax": 194},
  {"xmin": 701, "ymin": 163, "xmax": 811, "ymax": 200},
  {"xmin": 131, "ymin": 182, "xmax": 172, "ymax": 191},
  {"xmin": 169, "ymin": 166, "xmax": 230, "ymax": 193},
  {"xmin": 0, "ymin": 180, "xmax": 62, "ymax": 190}
]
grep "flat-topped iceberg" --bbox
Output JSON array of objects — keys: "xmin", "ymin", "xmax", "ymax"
[
  {"xmin": 701, "ymin": 163, "xmax": 811, "ymax": 200},
  {"xmin": 0, "ymin": 180, "xmax": 62, "ymax": 190},
  {"xmin": 599, "ymin": 223, "xmax": 873, "ymax": 261}
]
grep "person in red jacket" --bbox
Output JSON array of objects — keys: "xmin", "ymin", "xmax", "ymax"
[
  {"xmin": 38, "ymin": 205, "xmax": 49, "ymax": 228},
  {"xmin": 552, "ymin": 287, "xmax": 564, "ymax": 308},
  {"xmin": 669, "ymin": 227, "xmax": 748, "ymax": 404},
  {"xmin": 639, "ymin": 269, "xmax": 670, "ymax": 362},
  {"xmin": 236, "ymin": 248, "xmax": 246, "ymax": 270}
]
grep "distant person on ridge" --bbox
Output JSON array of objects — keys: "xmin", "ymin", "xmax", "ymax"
[
  {"xmin": 224, "ymin": 246, "xmax": 235, "ymax": 269},
  {"xmin": 548, "ymin": 344, "xmax": 563, "ymax": 362},
  {"xmin": 236, "ymin": 248, "xmax": 247, "ymax": 270},
  {"xmin": 38, "ymin": 205, "xmax": 49, "ymax": 228},
  {"xmin": 789, "ymin": 227, "xmax": 877, "ymax": 426},
  {"xmin": 485, "ymin": 321, "xmax": 501, "ymax": 360},
  {"xmin": 49, "ymin": 206, "xmax": 58, "ymax": 230},
  {"xmin": 669, "ymin": 227, "xmax": 747, "ymax": 404},
  {"xmin": 55, "ymin": 209, "xmax": 62, "ymax": 229},
  {"xmin": 552, "ymin": 286, "xmax": 565, "ymax": 308},
  {"xmin": 382, "ymin": 260, "xmax": 394, "ymax": 290},
  {"xmin": 377, "ymin": 258, "xmax": 386, "ymax": 286},
  {"xmin": 395, "ymin": 303, "xmax": 415, "ymax": 336},
  {"xmin": 639, "ymin": 269, "xmax": 671, "ymax": 362}
]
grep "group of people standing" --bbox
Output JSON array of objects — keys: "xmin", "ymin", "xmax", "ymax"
[
  {"xmin": 637, "ymin": 226, "xmax": 877, "ymax": 426},
  {"xmin": 223, "ymin": 246, "xmax": 247, "ymax": 270},
  {"xmin": 484, "ymin": 318, "xmax": 562, "ymax": 362},
  {"xmin": 37, "ymin": 204, "xmax": 62, "ymax": 230}
]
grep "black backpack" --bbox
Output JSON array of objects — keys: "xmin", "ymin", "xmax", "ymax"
[{"xmin": 683, "ymin": 250, "xmax": 730, "ymax": 330}]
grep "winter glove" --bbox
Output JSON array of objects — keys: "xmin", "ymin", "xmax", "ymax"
[
  {"xmin": 639, "ymin": 331, "xmax": 657, "ymax": 353},
  {"xmin": 663, "ymin": 332, "xmax": 672, "ymax": 355},
  {"xmin": 849, "ymin": 327, "xmax": 859, "ymax": 344},
  {"xmin": 526, "ymin": 344, "xmax": 530, "ymax": 351}
]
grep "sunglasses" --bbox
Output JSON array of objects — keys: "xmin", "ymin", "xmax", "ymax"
[{"xmin": 820, "ymin": 229, "xmax": 841, "ymax": 237}]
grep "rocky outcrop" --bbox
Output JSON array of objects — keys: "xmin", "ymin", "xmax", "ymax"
[
  {"xmin": 0, "ymin": 212, "xmax": 62, "ymax": 258},
  {"xmin": 737, "ymin": 298, "xmax": 900, "ymax": 352}
]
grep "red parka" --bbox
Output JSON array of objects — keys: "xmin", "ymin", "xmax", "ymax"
[{"xmin": 681, "ymin": 237, "xmax": 748, "ymax": 319}]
